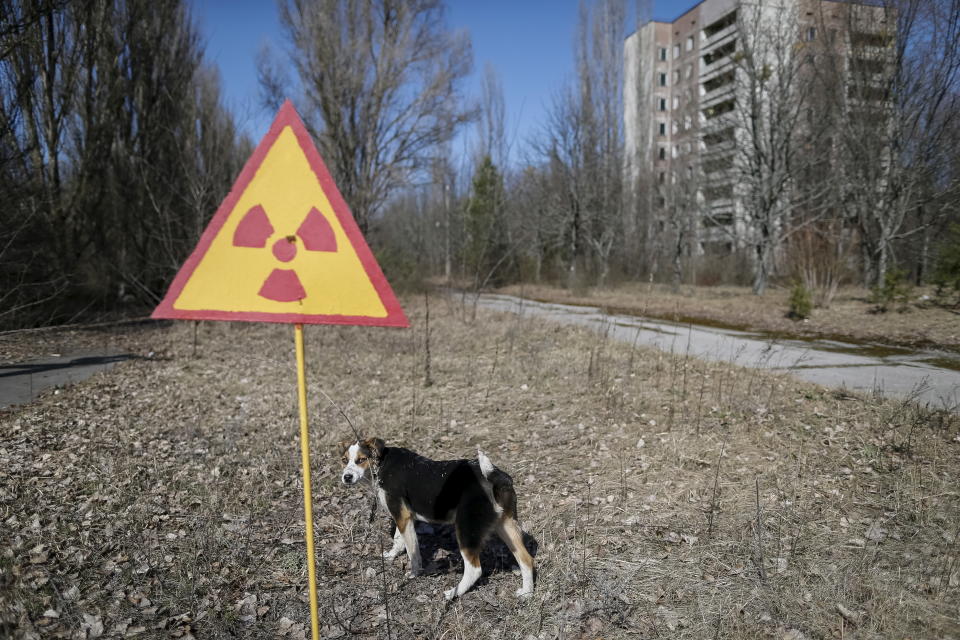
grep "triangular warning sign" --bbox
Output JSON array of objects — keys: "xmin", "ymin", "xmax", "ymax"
[{"xmin": 152, "ymin": 100, "xmax": 408, "ymax": 327}]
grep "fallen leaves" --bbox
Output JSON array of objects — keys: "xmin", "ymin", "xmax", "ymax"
[{"xmin": 80, "ymin": 613, "xmax": 104, "ymax": 638}]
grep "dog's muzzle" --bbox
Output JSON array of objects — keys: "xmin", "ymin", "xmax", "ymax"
[{"xmin": 341, "ymin": 472, "xmax": 357, "ymax": 485}]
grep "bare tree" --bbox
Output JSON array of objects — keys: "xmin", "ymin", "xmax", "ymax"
[
  {"xmin": 723, "ymin": 0, "xmax": 824, "ymax": 295},
  {"xmin": 530, "ymin": 86, "xmax": 586, "ymax": 283},
  {"xmin": 577, "ymin": 0, "xmax": 626, "ymax": 285},
  {"xmin": 477, "ymin": 62, "xmax": 507, "ymax": 169},
  {"xmin": 825, "ymin": 0, "xmax": 960, "ymax": 287},
  {"xmin": 507, "ymin": 164, "xmax": 557, "ymax": 282},
  {"xmin": 0, "ymin": 0, "xmax": 249, "ymax": 329},
  {"xmin": 429, "ymin": 151, "xmax": 457, "ymax": 281},
  {"xmin": 262, "ymin": 0, "xmax": 476, "ymax": 234},
  {"xmin": 529, "ymin": 0, "xmax": 626, "ymax": 286}
]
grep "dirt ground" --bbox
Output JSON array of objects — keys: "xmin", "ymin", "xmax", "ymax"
[
  {"xmin": 499, "ymin": 283, "xmax": 960, "ymax": 353},
  {"xmin": 2, "ymin": 297, "xmax": 959, "ymax": 639}
]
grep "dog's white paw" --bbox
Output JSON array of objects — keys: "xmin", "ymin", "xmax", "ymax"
[
  {"xmin": 382, "ymin": 551, "xmax": 397, "ymax": 560},
  {"xmin": 515, "ymin": 587, "xmax": 533, "ymax": 598},
  {"xmin": 444, "ymin": 586, "xmax": 458, "ymax": 601},
  {"xmin": 407, "ymin": 569, "xmax": 423, "ymax": 579}
]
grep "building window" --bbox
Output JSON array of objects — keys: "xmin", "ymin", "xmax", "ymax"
[
  {"xmin": 672, "ymin": 145, "xmax": 679, "ymax": 158},
  {"xmin": 659, "ymin": 97, "xmax": 667, "ymax": 111},
  {"xmin": 686, "ymin": 64, "xmax": 694, "ymax": 79},
  {"xmin": 658, "ymin": 146, "xmax": 666, "ymax": 160},
  {"xmin": 687, "ymin": 35, "xmax": 695, "ymax": 51},
  {"xmin": 659, "ymin": 172, "xmax": 665, "ymax": 184},
  {"xmin": 704, "ymin": 184, "xmax": 734, "ymax": 201},
  {"xmin": 674, "ymin": 44, "xmax": 681, "ymax": 58},
  {"xmin": 851, "ymin": 31, "xmax": 894, "ymax": 47},
  {"xmin": 854, "ymin": 57, "xmax": 885, "ymax": 74},
  {"xmin": 804, "ymin": 26, "xmax": 817, "ymax": 41},
  {"xmin": 673, "ymin": 95, "xmax": 680, "ymax": 109},
  {"xmin": 659, "ymin": 122, "xmax": 666, "ymax": 136},
  {"xmin": 674, "ymin": 69, "xmax": 681, "ymax": 83},
  {"xmin": 659, "ymin": 47, "xmax": 668, "ymax": 61},
  {"xmin": 672, "ymin": 120, "xmax": 679, "ymax": 134},
  {"xmin": 659, "ymin": 72, "xmax": 667, "ymax": 86},
  {"xmin": 848, "ymin": 84, "xmax": 888, "ymax": 101}
]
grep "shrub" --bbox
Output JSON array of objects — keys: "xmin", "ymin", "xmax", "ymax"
[
  {"xmin": 782, "ymin": 223, "xmax": 849, "ymax": 309},
  {"xmin": 932, "ymin": 223, "xmax": 960, "ymax": 308},
  {"xmin": 871, "ymin": 267, "xmax": 912, "ymax": 313},
  {"xmin": 372, "ymin": 245, "xmax": 429, "ymax": 293},
  {"xmin": 787, "ymin": 281, "xmax": 813, "ymax": 320}
]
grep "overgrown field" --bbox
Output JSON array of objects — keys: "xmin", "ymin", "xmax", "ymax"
[{"xmin": 2, "ymin": 297, "xmax": 959, "ymax": 638}]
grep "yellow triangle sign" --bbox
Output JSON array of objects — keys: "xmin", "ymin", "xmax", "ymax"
[{"xmin": 152, "ymin": 101, "xmax": 407, "ymax": 327}]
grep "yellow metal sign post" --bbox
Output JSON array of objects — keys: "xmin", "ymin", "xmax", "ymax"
[
  {"xmin": 152, "ymin": 101, "xmax": 408, "ymax": 640},
  {"xmin": 295, "ymin": 324, "xmax": 320, "ymax": 639}
]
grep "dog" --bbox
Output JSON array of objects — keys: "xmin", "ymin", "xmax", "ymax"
[{"xmin": 339, "ymin": 438, "xmax": 534, "ymax": 600}]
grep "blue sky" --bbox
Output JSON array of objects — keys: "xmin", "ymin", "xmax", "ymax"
[{"xmin": 190, "ymin": 1, "xmax": 699, "ymax": 163}]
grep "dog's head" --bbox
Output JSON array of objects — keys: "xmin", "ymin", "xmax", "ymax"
[{"xmin": 338, "ymin": 438, "xmax": 385, "ymax": 486}]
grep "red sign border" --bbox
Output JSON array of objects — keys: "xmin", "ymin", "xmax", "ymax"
[{"xmin": 152, "ymin": 100, "xmax": 408, "ymax": 328}]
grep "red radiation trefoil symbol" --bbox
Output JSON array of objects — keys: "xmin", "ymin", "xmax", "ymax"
[{"xmin": 232, "ymin": 204, "xmax": 337, "ymax": 302}]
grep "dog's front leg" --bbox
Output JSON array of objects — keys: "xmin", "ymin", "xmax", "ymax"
[
  {"xmin": 383, "ymin": 527, "xmax": 405, "ymax": 560},
  {"xmin": 399, "ymin": 520, "xmax": 423, "ymax": 577},
  {"xmin": 384, "ymin": 496, "xmax": 422, "ymax": 576}
]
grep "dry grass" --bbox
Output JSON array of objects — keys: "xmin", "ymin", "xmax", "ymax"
[
  {"xmin": 2, "ymin": 296, "xmax": 959, "ymax": 639},
  {"xmin": 499, "ymin": 282, "xmax": 960, "ymax": 352}
]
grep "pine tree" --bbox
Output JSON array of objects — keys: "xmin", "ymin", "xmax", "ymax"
[{"xmin": 465, "ymin": 156, "xmax": 510, "ymax": 287}]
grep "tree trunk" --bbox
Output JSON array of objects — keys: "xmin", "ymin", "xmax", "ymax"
[
  {"xmin": 752, "ymin": 242, "xmax": 770, "ymax": 295},
  {"xmin": 875, "ymin": 241, "xmax": 889, "ymax": 289},
  {"xmin": 916, "ymin": 205, "xmax": 929, "ymax": 285},
  {"xmin": 671, "ymin": 226, "xmax": 683, "ymax": 294}
]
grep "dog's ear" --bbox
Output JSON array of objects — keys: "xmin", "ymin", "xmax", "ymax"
[
  {"xmin": 362, "ymin": 437, "xmax": 385, "ymax": 460},
  {"xmin": 337, "ymin": 440, "xmax": 354, "ymax": 454}
]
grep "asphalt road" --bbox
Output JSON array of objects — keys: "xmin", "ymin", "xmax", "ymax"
[
  {"xmin": 0, "ymin": 351, "xmax": 137, "ymax": 408},
  {"xmin": 475, "ymin": 293, "xmax": 960, "ymax": 412}
]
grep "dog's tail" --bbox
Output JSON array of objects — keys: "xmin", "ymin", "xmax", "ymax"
[
  {"xmin": 477, "ymin": 450, "xmax": 496, "ymax": 478},
  {"xmin": 477, "ymin": 450, "xmax": 519, "ymax": 520}
]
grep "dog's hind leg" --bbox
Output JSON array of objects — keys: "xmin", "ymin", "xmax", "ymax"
[
  {"xmin": 445, "ymin": 500, "xmax": 492, "ymax": 599},
  {"xmin": 444, "ymin": 548, "xmax": 482, "ymax": 600},
  {"xmin": 496, "ymin": 518, "xmax": 534, "ymax": 597}
]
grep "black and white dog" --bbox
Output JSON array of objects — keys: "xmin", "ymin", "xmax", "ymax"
[{"xmin": 339, "ymin": 438, "xmax": 534, "ymax": 599}]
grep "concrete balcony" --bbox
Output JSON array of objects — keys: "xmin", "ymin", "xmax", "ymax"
[
  {"xmin": 701, "ymin": 88, "xmax": 735, "ymax": 108},
  {"xmin": 701, "ymin": 211, "xmax": 735, "ymax": 228},
  {"xmin": 700, "ymin": 35, "xmax": 738, "ymax": 75},
  {"xmin": 700, "ymin": 57, "xmax": 735, "ymax": 83},
  {"xmin": 704, "ymin": 22, "xmax": 736, "ymax": 46},
  {"xmin": 701, "ymin": 126, "xmax": 736, "ymax": 151},
  {"xmin": 704, "ymin": 199, "xmax": 736, "ymax": 215},
  {"xmin": 701, "ymin": 104, "xmax": 736, "ymax": 130},
  {"xmin": 702, "ymin": 71, "xmax": 736, "ymax": 99}
]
